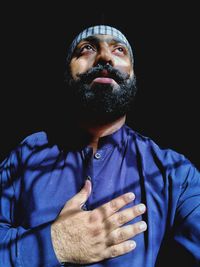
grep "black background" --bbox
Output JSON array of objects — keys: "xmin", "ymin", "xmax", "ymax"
[{"xmin": 1, "ymin": 2, "xmax": 199, "ymax": 169}]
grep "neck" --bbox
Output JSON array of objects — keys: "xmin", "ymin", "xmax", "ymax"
[{"xmin": 81, "ymin": 116, "xmax": 126, "ymax": 153}]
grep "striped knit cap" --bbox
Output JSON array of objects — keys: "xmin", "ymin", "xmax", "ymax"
[{"xmin": 66, "ymin": 25, "xmax": 134, "ymax": 64}]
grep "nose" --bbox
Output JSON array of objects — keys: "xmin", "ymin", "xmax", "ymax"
[{"xmin": 94, "ymin": 47, "xmax": 114, "ymax": 67}]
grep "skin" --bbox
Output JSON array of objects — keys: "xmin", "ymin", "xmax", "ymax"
[
  {"xmin": 51, "ymin": 34, "xmax": 147, "ymax": 264},
  {"xmin": 70, "ymin": 34, "xmax": 134, "ymax": 88}
]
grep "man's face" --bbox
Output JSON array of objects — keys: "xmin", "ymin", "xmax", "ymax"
[
  {"xmin": 65, "ymin": 34, "xmax": 137, "ymax": 124},
  {"xmin": 70, "ymin": 34, "xmax": 134, "ymax": 84}
]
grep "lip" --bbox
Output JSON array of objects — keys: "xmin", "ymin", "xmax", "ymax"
[{"xmin": 92, "ymin": 77, "xmax": 116, "ymax": 84}]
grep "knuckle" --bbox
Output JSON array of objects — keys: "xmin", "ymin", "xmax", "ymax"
[
  {"xmin": 117, "ymin": 230, "xmax": 126, "ymax": 242},
  {"xmin": 131, "ymin": 221, "xmax": 147, "ymax": 235},
  {"xmin": 91, "ymin": 225, "xmax": 103, "ymax": 237},
  {"xmin": 130, "ymin": 225, "xmax": 138, "ymax": 236},
  {"xmin": 111, "ymin": 247, "xmax": 119, "ymax": 257},
  {"xmin": 132, "ymin": 205, "xmax": 142, "ymax": 217},
  {"xmin": 118, "ymin": 213, "xmax": 126, "ymax": 225},
  {"xmin": 107, "ymin": 218, "xmax": 117, "ymax": 229},
  {"xmin": 89, "ymin": 210, "xmax": 100, "ymax": 223},
  {"xmin": 110, "ymin": 200, "xmax": 118, "ymax": 211}
]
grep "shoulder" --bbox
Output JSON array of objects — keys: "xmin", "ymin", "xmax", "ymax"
[
  {"xmin": 125, "ymin": 125, "xmax": 199, "ymax": 179},
  {"xmin": 20, "ymin": 131, "xmax": 48, "ymax": 147},
  {"xmin": 0, "ymin": 131, "xmax": 54, "ymax": 170},
  {"xmin": 126, "ymin": 125, "xmax": 186, "ymax": 160},
  {"xmin": 0, "ymin": 132, "xmax": 46, "ymax": 177},
  {"xmin": 18, "ymin": 131, "xmax": 61, "ymax": 166},
  {"xmin": 19, "ymin": 131, "xmax": 50, "ymax": 159}
]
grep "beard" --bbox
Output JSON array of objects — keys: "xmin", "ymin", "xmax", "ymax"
[{"xmin": 64, "ymin": 64, "xmax": 137, "ymax": 125}]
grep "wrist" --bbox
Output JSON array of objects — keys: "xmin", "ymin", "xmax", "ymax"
[{"xmin": 51, "ymin": 223, "xmax": 69, "ymax": 263}]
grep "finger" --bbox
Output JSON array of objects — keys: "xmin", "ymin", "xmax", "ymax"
[
  {"xmin": 105, "ymin": 204, "xmax": 146, "ymax": 231},
  {"xmin": 94, "ymin": 192, "xmax": 135, "ymax": 220},
  {"xmin": 61, "ymin": 180, "xmax": 92, "ymax": 212},
  {"xmin": 105, "ymin": 240, "xmax": 136, "ymax": 259},
  {"xmin": 107, "ymin": 221, "xmax": 147, "ymax": 246}
]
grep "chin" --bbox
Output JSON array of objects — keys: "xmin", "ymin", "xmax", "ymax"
[{"xmin": 90, "ymin": 82, "xmax": 120, "ymax": 92}]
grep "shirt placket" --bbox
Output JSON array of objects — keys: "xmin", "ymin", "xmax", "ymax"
[{"xmin": 81, "ymin": 147, "xmax": 94, "ymax": 211}]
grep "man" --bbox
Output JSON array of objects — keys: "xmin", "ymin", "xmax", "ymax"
[{"xmin": 0, "ymin": 25, "xmax": 199, "ymax": 267}]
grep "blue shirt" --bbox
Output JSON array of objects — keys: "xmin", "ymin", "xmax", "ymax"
[{"xmin": 0, "ymin": 125, "xmax": 200, "ymax": 267}]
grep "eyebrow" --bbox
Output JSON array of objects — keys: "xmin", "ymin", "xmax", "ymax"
[{"xmin": 77, "ymin": 35, "xmax": 128, "ymax": 48}]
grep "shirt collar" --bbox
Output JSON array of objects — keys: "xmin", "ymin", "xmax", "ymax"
[{"xmin": 97, "ymin": 124, "xmax": 128, "ymax": 149}]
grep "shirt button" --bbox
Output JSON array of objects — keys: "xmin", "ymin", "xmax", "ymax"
[{"xmin": 94, "ymin": 152, "xmax": 101, "ymax": 159}]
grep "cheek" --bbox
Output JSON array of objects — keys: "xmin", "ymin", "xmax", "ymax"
[
  {"xmin": 70, "ymin": 58, "xmax": 93, "ymax": 79},
  {"xmin": 114, "ymin": 58, "xmax": 133, "ymax": 75}
]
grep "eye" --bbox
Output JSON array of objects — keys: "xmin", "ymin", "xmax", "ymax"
[
  {"xmin": 113, "ymin": 46, "xmax": 126, "ymax": 55},
  {"xmin": 116, "ymin": 47, "xmax": 125, "ymax": 52},
  {"xmin": 80, "ymin": 44, "xmax": 95, "ymax": 53}
]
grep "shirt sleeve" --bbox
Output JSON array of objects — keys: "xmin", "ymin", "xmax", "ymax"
[
  {"xmin": 0, "ymin": 147, "xmax": 60, "ymax": 267},
  {"xmin": 173, "ymin": 163, "xmax": 200, "ymax": 264}
]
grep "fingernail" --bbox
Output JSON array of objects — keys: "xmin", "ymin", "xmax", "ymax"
[
  {"xmin": 138, "ymin": 204, "xmax": 146, "ymax": 212},
  {"xmin": 129, "ymin": 240, "xmax": 136, "ymax": 249},
  {"xmin": 127, "ymin": 192, "xmax": 135, "ymax": 201},
  {"xmin": 139, "ymin": 222, "xmax": 147, "ymax": 230}
]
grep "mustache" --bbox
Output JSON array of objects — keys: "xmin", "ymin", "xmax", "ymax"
[{"xmin": 76, "ymin": 64, "xmax": 130, "ymax": 84}]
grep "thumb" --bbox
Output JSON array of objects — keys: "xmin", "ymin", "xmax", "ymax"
[{"xmin": 64, "ymin": 180, "xmax": 92, "ymax": 211}]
